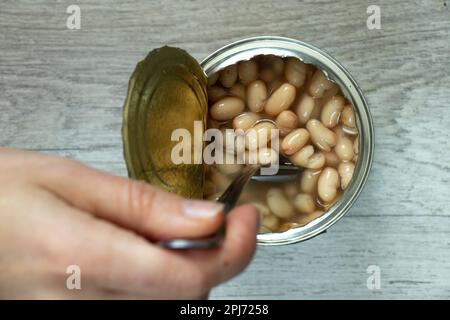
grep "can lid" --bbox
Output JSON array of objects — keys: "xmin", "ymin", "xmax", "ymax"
[{"xmin": 122, "ymin": 46, "xmax": 208, "ymax": 198}]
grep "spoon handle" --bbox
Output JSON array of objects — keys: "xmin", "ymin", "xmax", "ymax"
[
  {"xmin": 158, "ymin": 165, "xmax": 260, "ymax": 250},
  {"xmin": 218, "ymin": 165, "xmax": 261, "ymax": 212}
]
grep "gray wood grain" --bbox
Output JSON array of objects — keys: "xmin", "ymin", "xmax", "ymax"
[{"xmin": 1, "ymin": 0, "xmax": 449, "ymax": 299}]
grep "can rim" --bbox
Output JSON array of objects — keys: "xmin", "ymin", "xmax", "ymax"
[{"xmin": 200, "ymin": 36, "xmax": 375, "ymax": 245}]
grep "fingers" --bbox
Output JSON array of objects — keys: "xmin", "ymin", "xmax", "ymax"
[
  {"xmin": 63, "ymin": 208, "xmax": 221, "ymax": 299},
  {"xmin": 178, "ymin": 204, "xmax": 260, "ymax": 286},
  {"xmin": 34, "ymin": 158, "xmax": 224, "ymax": 240},
  {"xmin": 24, "ymin": 186, "xmax": 258, "ymax": 299},
  {"xmin": 93, "ymin": 204, "xmax": 259, "ymax": 298},
  {"xmin": 1, "ymin": 149, "xmax": 259, "ymax": 298},
  {"xmin": 0, "ymin": 174, "xmax": 217, "ymax": 299}
]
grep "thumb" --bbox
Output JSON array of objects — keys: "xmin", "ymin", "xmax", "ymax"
[{"xmin": 36, "ymin": 158, "xmax": 224, "ymax": 240}]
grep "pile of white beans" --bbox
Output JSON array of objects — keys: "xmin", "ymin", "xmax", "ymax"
[{"xmin": 203, "ymin": 55, "xmax": 359, "ymax": 233}]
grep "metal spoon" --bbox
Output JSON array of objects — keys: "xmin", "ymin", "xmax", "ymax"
[{"xmin": 158, "ymin": 163, "xmax": 301, "ymax": 250}]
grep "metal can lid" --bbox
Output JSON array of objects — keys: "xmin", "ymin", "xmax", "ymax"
[{"xmin": 122, "ymin": 46, "xmax": 208, "ymax": 199}]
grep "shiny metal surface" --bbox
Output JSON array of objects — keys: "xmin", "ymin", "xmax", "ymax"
[{"xmin": 201, "ymin": 36, "xmax": 374, "ymax": 246}]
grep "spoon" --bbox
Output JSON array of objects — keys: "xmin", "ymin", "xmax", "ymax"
[{"xmin": 158, "ymin": 162, "xmax": 301, "ymax": 250}]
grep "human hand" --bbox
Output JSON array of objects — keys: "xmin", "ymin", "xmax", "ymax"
[{"xmin": 0, "ymin": 148, "xmax": 259, "ymax": 299}]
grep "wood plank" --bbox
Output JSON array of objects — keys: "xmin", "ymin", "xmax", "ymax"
[{"xmin": 0, "ymin": 0, "xmax": 449, "ymax": 299}]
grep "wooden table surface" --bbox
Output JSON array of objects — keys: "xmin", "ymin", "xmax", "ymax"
[{"xmin": 1, "ymin": 0, "xmax": 449, "ymax": 299}]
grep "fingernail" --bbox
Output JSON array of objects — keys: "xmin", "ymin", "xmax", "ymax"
[{"xmin": 182, "ymin": 200, "xmax": 224, "ymax": 219}]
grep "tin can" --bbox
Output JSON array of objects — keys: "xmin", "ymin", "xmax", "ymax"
[{"xmin": 201, "ymin": 36, "xmax": 374, "ymax": 245}]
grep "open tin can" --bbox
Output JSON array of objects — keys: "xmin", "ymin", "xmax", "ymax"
[
  {"xmin": 123, "ymin": 36, "xmax": 374, "ymax": 246},
  {"xmin": 200, "ymin": 36, "xmax": 374, "ymax": 245}
]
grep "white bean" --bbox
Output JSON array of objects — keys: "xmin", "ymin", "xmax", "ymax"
[
  {"xmin": 283, "ymin": 183, "xmax": 298, "ymax": 200},
  {"xmin": 341, "ymin": 105, "xmax": 356, "ymax": 128},
  {"xmin": 334, "ymin": 136, "xmax": 354, "ymax": 161},
  {"xmin": 338, "ymin": 161, "xmax": 355, "ymax": 190},
  {"xmin": 272, "ymin": 56, "xmax": 285, "ymax": 75},
  {"xmin": 308, "ymin": 69, "xmax": 335, "ymax": 98},
  {"xmin": 321, "ymin": 95, "xmax": 345, "ymax": 128},
  {"xmin": 232, "ymin": 112, "xmax": 260, "ymax": 132},
  {"xmin": 210, "ymin": 97, "xmax": 245, "ymax": 121},
  {"xmin": 238, "ymin": 60, "xmax": 258, "ymax": 85},
  {"xmin": 317, "ymin": 167, "xmax": 339, "ymax": 203},
  {"xmin": 275, "ymin": 110, "xmax": 299, "ymax": 136},
  {"xmin": 290, "ymin": 145, "xmax": 326, "ymax": 169},
  {"xmin": 281, "ymin": 128, "xmax": 309, "ymax": 156},
  {"xmin": 264, "ymin": 83, "xmax": 296, "ymax": 116},
  {"xmin": 220, "ymin": 64, "xmax": 238, "ymax": 88},
  {"xmin": 318, "ymin": 83, "xmax": 340, "ymax": 105},
  {"xmin": 246, "ymin": 80, "xmax": 267, "ymax": 112},
  {"xmin": 259, "ymin": 69, "xmax": 275, "ymax": 83},
  {"xmin": 285, "ymin": 57, "xmax": 307, "ymax": 88},
  {"xmin": 294, "ymin": 93, "xmax": 315, "ymax": 125},
  {"xmin": 229, "ymin": 83, "xmax": 246, "ymax": 100},
  {"xmin": 300, "ymin": 169, "xmax": 321, "ymax": 194},
  {"xmin": 245, "ymin": 120, "xmax": 277, "ymax": 150},
  {"xmin": 342, "ymin": 125, "xmax": 358, "ymax": 135},
  {"xmin": 293, "ymin": 193, "xmax": 315, "ymax": 213},
  {"xmin": 263, "ymin": 55, "xmax": 284, "ymax": 75},
  {"xmin": 310, "ymin": 101, "xmax": 322, "ymax": 120},
  {"xmin": 306, "ymin": 119, "xmax": 337, "ymax": 152},
  {"xmin": 262, "ymin": 214, "xmax": 280, "ymax": 230},
  {"xmin": 267, "ymin": 79, "xmax": 283, "ymax": 95},
  {"xmin": 208, "ymin": 72, "xmax": 219, "ymax": 86},
  {"xmin": 333, "ymin": 125, "xmax": 346, "ymax": 139},
  {"xmin": 304, "ymin": 64, "xmax": 316, "ymax": 79},
  {"xmin": 266, "ymin": 188, "xmax": 295, "ymax": 219},
  {"xmin": 323, "ymin": 151, "xmax": 340, "ymax": 167},
  {"xmin": 207, "ymin": 86, "xmax": 227, "ymax": 103}
]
